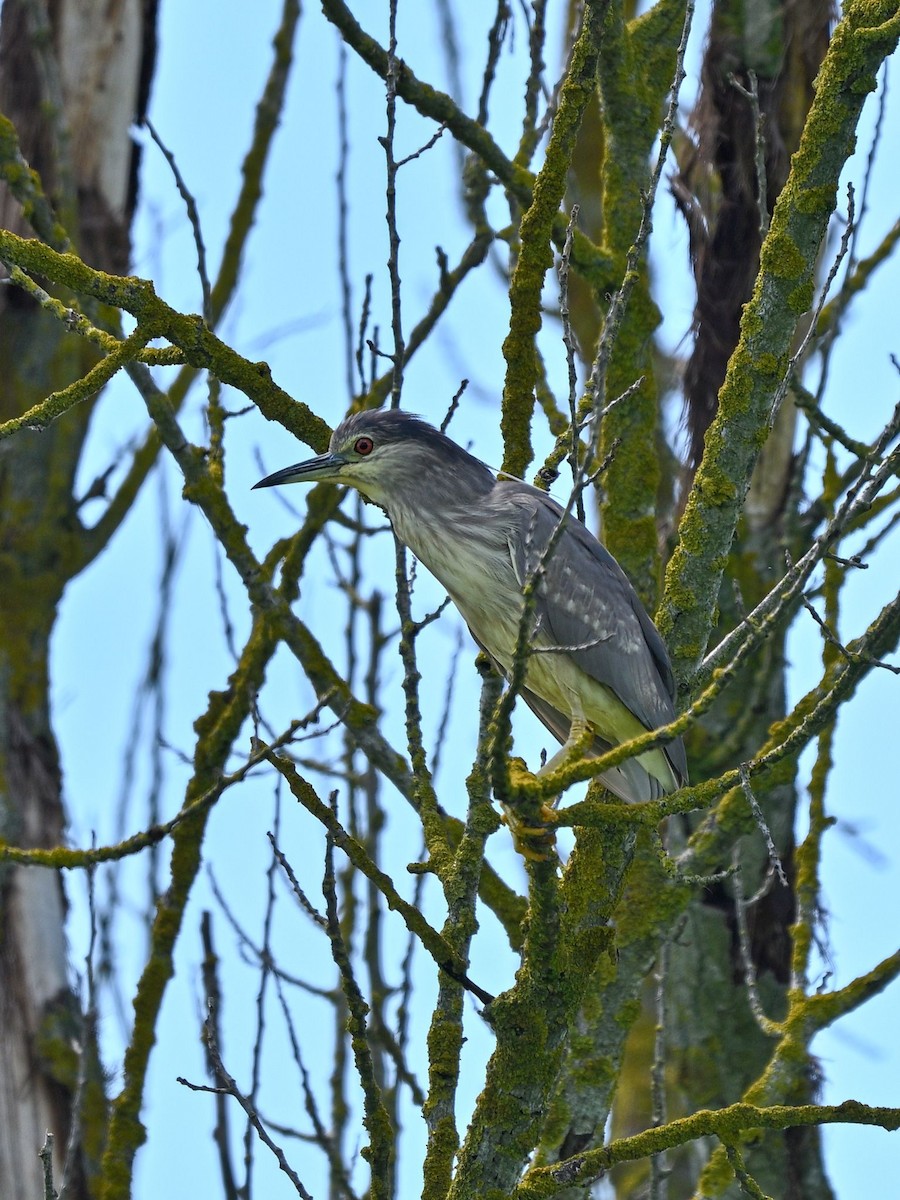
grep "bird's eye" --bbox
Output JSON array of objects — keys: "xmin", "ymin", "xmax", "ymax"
[{"xmin": 354, "ymin": 436, "xmax": 374, "ymax": 456}]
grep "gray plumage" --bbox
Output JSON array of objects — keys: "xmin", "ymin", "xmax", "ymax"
[{"xmin": 254, "ymin": 409, "xmax": 687, "ymax": 802}]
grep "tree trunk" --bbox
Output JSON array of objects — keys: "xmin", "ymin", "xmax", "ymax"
[{"xmin": 0, "ymin": 2, "xmax": 157, "ymax": 1192}]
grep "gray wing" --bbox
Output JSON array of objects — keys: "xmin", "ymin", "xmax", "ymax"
[{"xmin": 505, "ymin": 482, "xmax": 687, "ymax": 785}]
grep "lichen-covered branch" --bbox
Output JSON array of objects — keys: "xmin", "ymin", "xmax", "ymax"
[
  {"xmin": 592, "ymin": 0, "xmax": 690, "ymax": 597},
  {"xmin": 209, "ymin": 0, "xmax": 301, "ymax": 325},
  {"xmin": 0, "ymin": 111, "xmax": 69, "ymax": 249},
  {"xmin": 515, "ymin": 1100, "xmax": 900, "ymax": 1197},
  {"xmin": 0, "ymin": 230, "xmax": 332, "ymax": 450},
  {"xmin": 500, "ymin": 0, "xmax": 610, "ymax": 479}
]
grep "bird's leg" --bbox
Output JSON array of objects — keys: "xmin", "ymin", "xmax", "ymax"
[{"xmin": 536, "ymin": 716, "xmax": 594, "ymax": 810}]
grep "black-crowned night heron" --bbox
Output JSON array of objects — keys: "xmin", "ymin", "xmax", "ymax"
[{"xmin": 254, "ymin": 409, "xmax": 687, "ymax": 803}]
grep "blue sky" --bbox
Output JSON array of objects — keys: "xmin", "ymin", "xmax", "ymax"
[{"xmin": 43, "ymin": 2, "xmax": 900, "ymax": 1196}]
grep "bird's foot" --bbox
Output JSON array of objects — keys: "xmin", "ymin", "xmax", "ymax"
[{"xmin": 500, "ymin": 801, "xmax": 559, "ymax": 861}]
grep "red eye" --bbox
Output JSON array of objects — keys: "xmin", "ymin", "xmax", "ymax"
[{"xmin": 354, "ymin": 436, "xmax": 374, "ymax": 456}]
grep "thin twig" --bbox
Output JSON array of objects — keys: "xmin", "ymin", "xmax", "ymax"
[
  {"xmin": 557, "ymin": 204, "xmax": 583, "ymax": 514},
  {"xmin": 323, "ymin": 818, "xmax": 394, "ymax": 1199},
  {"xmin": 649, "ymin": 938, "xmax": 670, "ymax": 1200},
  {"xmin": 199, "ymin": 914, "xmax": 240, "ymax": 1200},
  {"xmin": 336, "ymin": 39, "xmax": 356, "ymax": 400},
  {"xmin": 381, "ymin": 0, "xmax": 405, "ymax": 409},
  {"xmin": 729, "ymin": 70, "xmax": 769, "ymax": 235},
  {"xmin": 268, "ymin": 834, "xmax": 327, "ymax": 927},
  {"xmin": 477, "ymin": 0, "xmax": 512, "ymax": 126},
  {"xmin": 395, "ymin": 122, "xmax": 447, "ymax": 168},
  {"xmin": 272, "ymin": 973, "xmax": 360, "ymax": 1199},
  {"xmin": 39, "ymin": 1133, "xmax": 56, "ymax": 1200},
  {"xmin": 699, "ymin": 408, "xmax": 900, "ymax": 687},
  {"xmin": 731, "ymin": 846, "xmax": 782, "ymax": 1037},
  {"xmin": 738, "ymin": 764, "xmax": 788, "ymax": 887},
  {"xmin": 145, "ymin": 118, "xmax": 211, "ymax": 320},
  {"xmin": 180, "ymin": 1003, "xmax": 313, "ymax": 1198},
  {"xmin": 440, "ymin": 379, "xmax": 469, "ymax": 433},
  {"xmin": 355, "ymin": 273, "xmax": 375, "ymax": 393},
  {"xmin": 768, "ymin": 183, "xmax": 856, "ymax": 427}
]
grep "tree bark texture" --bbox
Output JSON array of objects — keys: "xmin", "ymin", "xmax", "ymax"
[{"xmin": 0, "ymin": 2, "xmax": 157, "ymax": 1193}]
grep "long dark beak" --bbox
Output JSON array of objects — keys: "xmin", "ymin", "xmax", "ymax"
[{"xmin": 252, "ymin": 451, "xmax": 348, "ymax": 490}]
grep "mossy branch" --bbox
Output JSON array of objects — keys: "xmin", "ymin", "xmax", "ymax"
[
  {"xmin": 804, "ymin": 947, "xmax": 900, "ymax": 1032},
  {"xmin": 449, "ymin": 859, "xmax": 572, "ymax": 1199},
  {"xmin": 0, "ymin": 230, "xmax": 332, "ymax": 450},
  {"xmin": 553, "ymin": 569, "xmax": 900, "ymax": 836},
  {"xmin": 515, "ymin": 1100, "xmax": 900, "ymax": 1196},
  {"xmin": 0, "ymin": 321, "xmax": 155, "ymax": 440},
  {"xmin": 422, "ymin": 667, "xmax": 503, "ymax": 1196},
  {"xmin": 591, "ymin": 0, "xmax": 691, "ymax": 595},
  {"xmin": 0, "ymin": 727, "xmax": 298, "ymax": 870},
  {"xmin": 450, "ymin": 817, "xmax": 634, "ymax": 1197},
  {"xmin": 500, "ymin": 0, "xmax": 610, "ymax": 479},
  {"xmin": 0, "ymin": 111, "xmax": 69, "ymax": 248},
  {"xmin": 209, "ymin": 0, "xmax": 301, "ymax": 325}
]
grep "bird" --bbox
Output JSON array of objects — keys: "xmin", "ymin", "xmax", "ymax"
[{"xmin": 254, "ymin": 409, "xmax": 687, "ymax": 804}]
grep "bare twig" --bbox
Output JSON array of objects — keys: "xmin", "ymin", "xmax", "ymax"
[
  {"xmin": 268, "ymin": 834, "xmax": 327, "ymax": 927},
  {"xmin": 797, "ymin": 582, "xmax": 900, "ymax": 676},
  {"xmin": 323, "ymin": 820, "xmax": 393, "ymax": 1199},
  {"xmin": 738, "ymin": 765, "xmax": 788, "ymax": 887},
  {"xmin": 381, "ymin": 0, "xmax": 405, "ymax": 409},
  {"xmin": 767, "ymin": 183, "xmax": 857, "ymax": 427},
  {"xmin": 477, "ymin": 0, "xmax": 512, "ymax": 126},
  {"xmin": 440, "ymin": 378, "xmax": 469, "ymax": 433},
  {"xmin": 729, "ymin": 70, "xmax": 769, "ymax": 235},
  {"xmin": 557, "ymin": 204, "xmax": 583, "ymax": 515},
  {"xmin": 39, "ymin": 1133, "xmax": 56, "ymax": 1200},
  {"xmin": 731, "ymin": 847, "xmax": 782, "ymax": 1037},
  {"xmin": 145, "ymin": 118, "xmax": 211, "ymax": 320},
  {"xmin": 199, "ymin": 914, "xmax": 239, "ymax": 1200},
  {"xmin": 395, "ymin": 122, "xmax": 447, "ymax": 168},
  {"xmin": 272, "ymin": 973, "xmax": 360, "ymax": 1199},
  {"xmin": 649, "ymin": 938, "xmax": 671, "ymax": 1200},
  {"xmin": 180, "ymin": 1002, "xmax": 313, "ymax": 1198},
  {"xmin": 336, "ymin": 38, "xmax": 356, "ymax": 400}
]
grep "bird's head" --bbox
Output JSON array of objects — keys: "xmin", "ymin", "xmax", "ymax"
[{"xmin": 253, "ymin": 409, "xmax": 493, "ymax": 511}]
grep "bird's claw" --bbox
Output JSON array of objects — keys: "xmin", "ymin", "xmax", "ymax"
[{"xmin": 500, "ymin": 802, "xmax": 559, "ymax": 861}]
